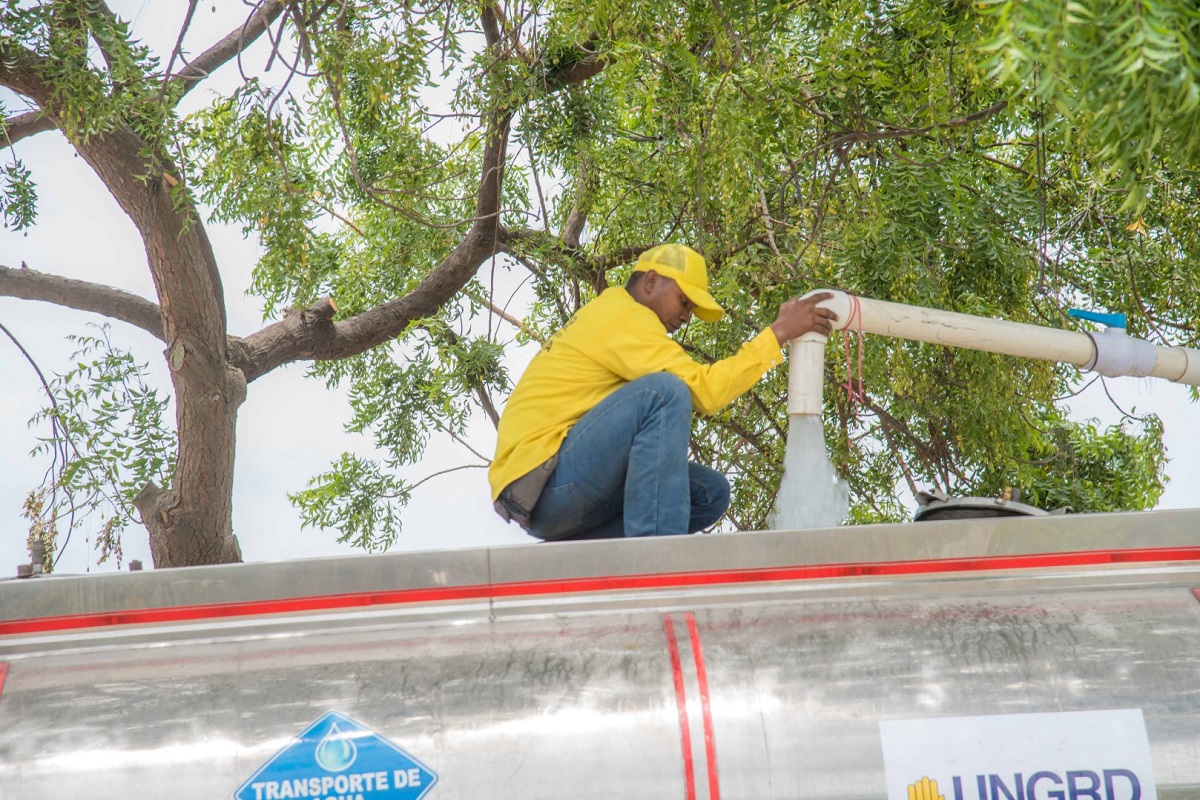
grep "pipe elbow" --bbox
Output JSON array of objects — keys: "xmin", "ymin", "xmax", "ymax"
[
  {"xmin": 799, "ymin": 289, "xmax": 855, "ymax": 332},
  {"xmin": 787, "ymin": 290, "xmax": 856, "ymax": 417}
]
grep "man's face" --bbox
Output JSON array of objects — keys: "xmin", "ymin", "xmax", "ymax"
[{"xmin": 643, "ymin": 272, "xmax": 696, "ymax": 333}]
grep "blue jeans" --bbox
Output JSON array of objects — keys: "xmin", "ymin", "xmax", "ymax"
[{"xmin": 527, "ymin": 373, "xmax": 731, "ymax": 541}]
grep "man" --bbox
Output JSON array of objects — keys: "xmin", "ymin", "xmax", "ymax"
[{"xmin": 489, "ymin": 243, "xmax": 836, "ymax": 541}]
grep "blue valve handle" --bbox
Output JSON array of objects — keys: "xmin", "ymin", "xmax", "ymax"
[{"xmin": 1068, "ymin": 309, "xmax": 1127, "ymax": 329}]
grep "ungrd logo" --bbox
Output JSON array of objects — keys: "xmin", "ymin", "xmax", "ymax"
[
  {"xmin": 907, "ymin": 770, "xmax": 1143, "ymax": 800},
  {"xmin": 907, "ymin": 776, "xmax": 945, "ymax": 800}
]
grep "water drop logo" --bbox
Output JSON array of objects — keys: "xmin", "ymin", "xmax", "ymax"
[
  {"xmin": 315, "ymin": 721, "xmax": 358, "ymax": 772},
  {"xmin": 234, "ymin": 711, "xmax": 439, "ymax": 800}
]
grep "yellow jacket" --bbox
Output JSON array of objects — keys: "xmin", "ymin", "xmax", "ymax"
[{"xmin": 489, "ymin": 287, "xmax": 784, "ymax": 500}]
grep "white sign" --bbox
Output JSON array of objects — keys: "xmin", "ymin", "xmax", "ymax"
[{"xmin": 880, "ymin": 709, "xmax": 1157, "ymax": 800}]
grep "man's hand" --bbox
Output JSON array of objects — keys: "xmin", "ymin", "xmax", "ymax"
[
  {"xmin": 769, "ymin": 291, "xmax": 838, "ymax": 344},
  {"xmin": 907, "ymin": 776, "xmax": 945, "ymax": 800}
]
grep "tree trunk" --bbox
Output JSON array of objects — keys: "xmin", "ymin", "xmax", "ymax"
[
  {"xmin": 76, "ymin": 127, "xmax": 244, "ymax": 568},
  {"xmin": 133, "ymin": 358, "xmax": 246, "ymax": 567},
  {"xmin": 1, "ymin": 4, "xmax": 288, "ymax": 567}
]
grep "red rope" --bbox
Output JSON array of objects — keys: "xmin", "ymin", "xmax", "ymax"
[{"xmin": 841, "ymin": 293, "xmax": 865, "ymax": 406}]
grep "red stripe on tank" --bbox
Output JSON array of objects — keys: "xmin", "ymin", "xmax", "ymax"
[
  {"xmin": 685, "ymin": 612, "xmax": 720, "ymax": 800},
  {"xmin": 3, "ymin": 546, "xmax": 1200, "ymax": 636},
  {"xmin": 662, "ymin": 614, "xmax": 697, "ymax": 800}
]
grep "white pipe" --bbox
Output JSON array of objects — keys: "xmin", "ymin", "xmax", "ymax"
[
  {"xmin": 788, "ymin": 290, "xmax": 1200, "ymax": 411},
  {"xmin": 787, "ymin": 331, "xmax": 827, "ymax": 416}
]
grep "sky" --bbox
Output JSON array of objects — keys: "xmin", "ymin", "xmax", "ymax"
[{"xmin": 1, "ymin": 2, "xmax": 1196, "ymax": 578}]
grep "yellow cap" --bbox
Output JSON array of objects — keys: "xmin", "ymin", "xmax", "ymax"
[{"xmin": 632, "ymin": 244, "xmax": 724, "ymax": 322}]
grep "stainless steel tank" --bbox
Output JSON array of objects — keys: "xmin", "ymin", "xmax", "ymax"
[{"xmin": 2, "ymin": 509, "xmax": 1198, "ymax": 799}]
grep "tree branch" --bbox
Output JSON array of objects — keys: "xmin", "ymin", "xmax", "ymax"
[
  {"xmin": 234, "ymin": 96, "xmax": 516, "ymax": 381},
  {"xmin": 0, "ymin": 263, "xmax": 164, "ymax": 341},
  {"xmin": 157, "ymin": 0, "xmax": 201, "ymax": 105},
  {"xmin": 481, "ymin": 2, "xmax": 502, "ymax": 48},
  {"xmin": 800, "ymin": 100, "xmax": 1010, "ymax": 162},
  {"xmin": 474, "ymin": 291, "xmax": 543, "ymax": 344},
  {"xmin": 0, "ymin": 42, "xmax": 47, "ymax": 104},
  {"xmin": 541, "ymin": 35, "xmax": 610, "ymax": 93},
  {"xmin": 597, "ymin": 244, "xmax": 656, "ymax": 272},
  {"xmin": 2, "ymin": 109, "xmax": 56, "ymax": 146},
  {"xmin": 0, "ymin": 2, "xmax": 285, "ymax": 140},
  {"xmin": 172, "ymin": 0, "xmax": 289, "ymax": 99},
  {"xmin": 233, "ymin": 229, "xmax": 501, "ymax": 382},
  {"xmin": 474, "ymin": 111, "xmax": 513, "ymax": 228}
]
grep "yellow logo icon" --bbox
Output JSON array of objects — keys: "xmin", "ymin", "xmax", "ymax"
[{"xmin": 907, "ymin": 776, "xmax": 945, "ymax": 800}]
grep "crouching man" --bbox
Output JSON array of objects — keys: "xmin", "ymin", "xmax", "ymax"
[{"xmin": 490, "ymin": 243, "xmax": 835, "ymax": 541}]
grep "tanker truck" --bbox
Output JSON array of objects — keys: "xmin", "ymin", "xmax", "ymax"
[{"xmin": 2, "ymin": 506, "xmax": 1198, "ymax": 799}]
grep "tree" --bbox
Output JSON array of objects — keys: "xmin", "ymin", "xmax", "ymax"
[
  {"xmin": 1, "ymin": 0, "xmax": 546, "ymax": 566},
  {"xmin": 2, "ymin": 0, "xmax": 1195, "ymax": 568}
]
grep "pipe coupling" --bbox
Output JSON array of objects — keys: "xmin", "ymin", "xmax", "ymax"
[{"xmin": 1083, "ymin": 327, "xmax": 1158, "ymax": 379}]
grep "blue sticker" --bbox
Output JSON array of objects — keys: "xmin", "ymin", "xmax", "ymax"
[{"xmin": 235, "ymin": 711, "xmax": 438, "ymax": 800}]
